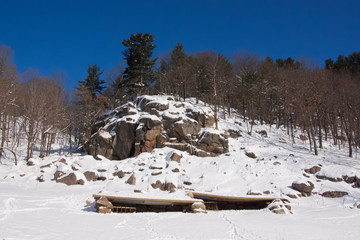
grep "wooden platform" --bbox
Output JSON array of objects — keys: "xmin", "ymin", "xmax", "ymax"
[
  {"xmin": 93, "ymin": 192, "xmax": 288, "ymax": 213},
  {"xmin": 93, "ymin": 194, "xmax": 202, "ymax": 206}
]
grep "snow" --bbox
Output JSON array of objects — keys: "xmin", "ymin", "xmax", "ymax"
[{"xmin": 1, "ymin": 96, "xmax": 360, "ymax": 239}]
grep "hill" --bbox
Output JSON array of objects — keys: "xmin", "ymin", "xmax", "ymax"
[{"xmin": 1, "ymin": 95, "xmax": 360, "ymax": 239}]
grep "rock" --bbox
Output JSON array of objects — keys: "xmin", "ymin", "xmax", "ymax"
[
  {"xmin": 193, "ymin": 149, "xmax": 211, "ymax": 157},
  {"xmin": 84, "ymin": 171, "xmax": 98, "ymax": 181},
  {"xmin": 245, "ymin": 152, "xmax": 257, "ymax": 159},
  {"xmin": 186, "ymin": 192, "xmax": 194, "ymax": 198},
  {"xmin": 85, "ymin": 120, "xmax": 136, "ymax": 160},
  {"xmin": 27, "ymin": 160, "xmax": 35, "ymax": 166},
  {"xmin": 256, "ymin": 130, "xmax": 267, "ymax": 137},
  {"xmin": 273, "ymin": 161, "xmax": 281, "ymax": 166},
  {"xmin": 343, "ymin": 175, "xmax": 356, "ymax": 184},
  {"xmin": 172, "ymin": 168, "xmax": 180, "ymax": 173},
  {"xmin": 53, "ymin": 171, "xmax": 65, "ymax": 181},
  {"xmin": 321, "ymin": 191, "xmax": 348, "ymax": 198},
  {"xmin": 273, "ymin": 209, "xmax": 286, "ymax": 214},
  {"xmin": 71, "ymin": 165, "xmax": 80, "ymax": 171},
  {"xmin": 304, "ymin": 166, "xmax": 321, "ymax": 174},
  {"xmin": 357, "ymin": 204, "xmax": 360, "ymax": 209},
  {"xmin": 164, "ymin": 143, "xmax": 187, "ymax": 151},
  {"xmin": 292, "ymin": 180, "xmax": 314, "ymax": 196},
  {"xmin": 191, "ymin": 202, "xmax": 206, "ymax": 213},
  {"xmin": 357, "ymin": 177, "xmax": 360, "ymax": 187},
  {"xmin": 59, "ymin": 158, "xmax": 68, "ymax": 165},
  {"xmin": 97, "ymin": 176, "xmax": 107, "ymax": 181},
  {"xmin": 113, "ymin": 171, "xmax": 125, "ymax": 179},
  {"xmin": 95, "ymin": 197, "xmax": 113, "ymax": 213},
  {"xmin": 197, "ymin": 131, "xmax": 229, "ymax": 155},
  {"xmin": 149, "ymin": 165, "xmax": 163, "ymax": 170},
  {"xmin": 156, "ymin": 133, "xmax": 168, "ymax": 148},
  {"xmin": 247, "ymin": 191, "xmax": 262, "ymax": 195},
  {"xmin": 56, "ymin": 173, "xmax": 84, "ymax": 186},
  {"xmin": 84, "ymin": 96, "xmax": 232, "ymax": 160},
  {"xmin": 78, "ymin": 179, "xmax": 85, "ymax": 185},
  {"xmin": 151, "ymin": 171, "xmax": 162, "ymax": 176},
  {"xmin": 286, "ymin": 194, "xmax": 298, "ymax": 199},
  {"xmin": 40, "ymin": 163, "xmax": 52, "ymax": 169},
  {"xmin": 227, "ymin": 129, "xmax": 242, "ymax": 138},
  {"xmin": 126, "ymin": 174, "xmax": 136, "ymax": 185},
  {"xmin": 36, "ymin": 175, "xmax": 45, "ymax": 182},
  {"xmin": 144, "ymin": 101, "xmax": 169, "ymax": 112},
  {"xmin": 263, "ymin": 190, "xmax": 271, "ymax": 194},
  {"xmin": 170, "ymin": 152, "xmax": 182, "ymax": 163},
  {"xmin": 185, "ymin": 108, "xmax": 214, "ymax": 128},
  {"xmin": 134, "ymin": 189, "xmax": 142, "ymax": 193},
  {"xmin": 138, "ymin": 115, "xmax": 162, "ymax": 129},
  {"xmin": 173, "ymin": 119, "xmax": 201, "ymax": 142},
  {"xmin": 183, "ymin": 181, "xmax": 192, "ymax": 185},
  {"xmin": 151, "ymin": 180, "xmax": 176, "ymax": 192},
  {"xmin": 316, "ymin": 175, "xmax": 343, "ymax": 182},
  {"xmin": 268, "ymin": 199, "xmax": 292, "ymax": 214}
]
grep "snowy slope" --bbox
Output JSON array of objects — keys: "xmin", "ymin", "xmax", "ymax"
[{"xmin": 1, "ymin": 96, "xmax": 360, "ymax": 240}]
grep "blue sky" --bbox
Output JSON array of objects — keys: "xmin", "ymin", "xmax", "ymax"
[{"xmin": 1, "ymin": 0, "xmax": 359, "ymax": 91}]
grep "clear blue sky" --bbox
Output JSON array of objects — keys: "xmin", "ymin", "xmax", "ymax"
[{"xmin": 1, "ymin": 0, "xmax": 359, "ymax": 92}]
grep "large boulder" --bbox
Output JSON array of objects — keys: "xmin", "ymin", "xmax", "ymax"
[
  {"xmin": 56, "ymin": 173, "xmax": 84, "ymax": 186},
  {"xmin": 85, "ymin": 119, "xmax": 136, "ymax": 160},
  {"xmin": 292, "ymin": 180, "xmax": 314, "ymax": 196},
  {"xmin": 197, "ymin": 131, "xmax": 229, "ymax": 155},
  {"xmin": 165, "ymin": 118, "xmax": 201, "ymax": 142}
]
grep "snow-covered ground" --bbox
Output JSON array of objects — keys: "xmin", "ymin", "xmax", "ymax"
[{"xmin": 1, "ymin": 97, "xmax": 360, "ymax": 239}]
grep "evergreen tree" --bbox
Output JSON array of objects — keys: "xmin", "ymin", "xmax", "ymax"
[
  {"xmin": 77, "ymin": 64, "xmax": 105, "ymax": 97},
  {"xmin": 122, "ymin": 33, "xmax": 156, "ymax": 97},
  {"xmin": 170, "ymin": 42, "xmax": 191, "ymax": 100}
]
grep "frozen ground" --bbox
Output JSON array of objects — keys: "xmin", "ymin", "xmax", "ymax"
[{"xmin": 1, "ymin": 97, "xmax": 360, "ymax": 239}]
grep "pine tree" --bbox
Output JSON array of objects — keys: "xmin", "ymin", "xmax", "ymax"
[
  {"xmin": 122, "ymin": 33, "xmax": 156, "ymax": 98},
  {"xmin": 78, "ymin": 64, "xmax": 105, "ymax": 97},
  {"xmin": 170, "ymin": 42, "xmax": 190, "ymax": 100}
]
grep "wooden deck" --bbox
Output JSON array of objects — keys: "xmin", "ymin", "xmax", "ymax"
[
  {"xmin": 93, "ymin": 194, "xmax": 202, "ymax": 206},
  {"xmin": 93, "ymin": 192, "xmax": 288, "ymax": 213}
]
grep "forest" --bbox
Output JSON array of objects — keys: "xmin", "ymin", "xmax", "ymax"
[{"xmin": 0, "ymin": 32, "xmax": 360, "ymax": 161}]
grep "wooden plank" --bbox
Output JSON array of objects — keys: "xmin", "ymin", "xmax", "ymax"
[
  {"xmin": 191, "ymin": 192, "xmax": 287, "ymax": 203},
  {"xmin": 93, "ymin": 194, "xmax": 203, "ymax": 206}
]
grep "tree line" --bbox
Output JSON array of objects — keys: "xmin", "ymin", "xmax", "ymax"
[{"xmin": 1, "ymin": 32, "xmax": 360, "ymax": 162}]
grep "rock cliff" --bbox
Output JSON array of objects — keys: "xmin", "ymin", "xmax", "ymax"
[{"xmin": 84, "ymin": 95, "xmax": 233, "ymax": 160}]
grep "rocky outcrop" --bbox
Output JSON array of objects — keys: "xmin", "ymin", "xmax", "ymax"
[{"xmin": 84, "ymin": 95, "xmax": 231, "ymax": 160}]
